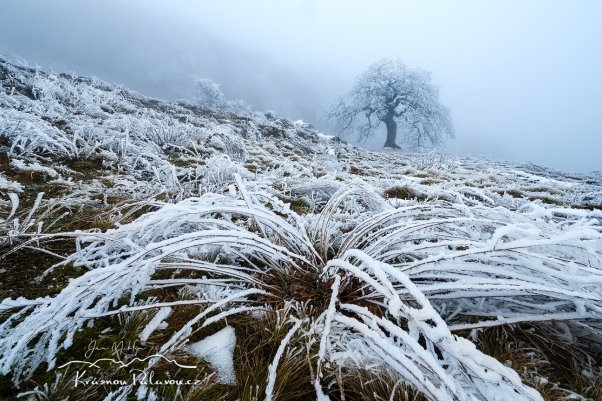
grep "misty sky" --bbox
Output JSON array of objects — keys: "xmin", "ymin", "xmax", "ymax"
[{"xmin": 1, "ymin": 0, "xmax": 601, "ymax": 173}]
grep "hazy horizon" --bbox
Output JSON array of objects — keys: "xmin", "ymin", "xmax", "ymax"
[{"xmin": 1, "ymin": 0, "xmax": 601, "ymax": 173}]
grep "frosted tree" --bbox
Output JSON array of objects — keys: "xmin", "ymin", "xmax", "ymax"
[
  {"xmin": 322, "ymin": 58, "xmax": 454, "ymax": 149},
  {"xmin": 193, "ymin": 76, "xmax": 249, "ymax": 113},
  {"xmin": 193, "ymin": 77, "xmax": 226, "ymax": 110}
]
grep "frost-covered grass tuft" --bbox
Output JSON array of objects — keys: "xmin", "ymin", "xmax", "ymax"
[
  {"xmin": 2, "ymin": 177, "xmax": 600, "ymax": 400},
  {"xmin": 1, "ymin": 54, "xmax": 602, "ymax": 400}
]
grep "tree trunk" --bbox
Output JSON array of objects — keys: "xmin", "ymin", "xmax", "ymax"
[{"xmin": 383, "ymin": 112, "xmax": 400, "ymax": 149}]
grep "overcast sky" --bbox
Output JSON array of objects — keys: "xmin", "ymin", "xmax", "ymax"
[{"xmin": 1, "ymin": 0, "xmax": 601, "ymax": 173}]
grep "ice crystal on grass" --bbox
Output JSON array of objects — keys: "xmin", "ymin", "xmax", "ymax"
[
  {"xmin": 189, "ymin": 326, "xmax": 236, "ymax": 385},
  {"xmin": 2, "ymin": 179, "xmax": 600, "ymax": 399},
  {"xmin": 1, "ymin": 54, "xmax": 602, "ymax": 400}
]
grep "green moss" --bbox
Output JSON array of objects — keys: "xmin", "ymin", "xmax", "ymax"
[{"xmin": 62, "ymin": 157, "xmax": 105, "ymax": 177}]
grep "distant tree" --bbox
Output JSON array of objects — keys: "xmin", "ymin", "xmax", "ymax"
[
  {"xmin": 321, "ymin": 58, "xmax": 454, "ymax": 149},
  {"xmin": 194, "ymin": 77, "xmax": 226, "ymax": 110},
  {"xmin": 193, "ymin": 76, "xmax": 250, "ymax": 113}
]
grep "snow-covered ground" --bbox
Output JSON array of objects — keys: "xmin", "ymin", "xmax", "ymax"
[{"xmin": 1, "ymin": 54, "xmax": 601, "ymax": 400}]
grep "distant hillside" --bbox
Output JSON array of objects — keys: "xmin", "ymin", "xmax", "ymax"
[{"xmin": 1, "ymin": 54, "xmax": 602, "ymax": 401}]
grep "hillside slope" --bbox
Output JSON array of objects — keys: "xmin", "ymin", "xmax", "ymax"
[{"xmin": 1, "ymin": 54, "xmax": 602, "ymax": 401}]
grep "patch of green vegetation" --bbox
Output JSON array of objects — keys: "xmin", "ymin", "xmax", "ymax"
[
  {"xmin": 420, "ymin": 179, "xmax": 441, "ymax": 186},
  {"xmin": 61, "ymin": 157, "xmax": 105, "ymax": 177}
]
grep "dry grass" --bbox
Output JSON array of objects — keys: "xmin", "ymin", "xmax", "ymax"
[
  {"xmin": 469, "ymin": 323, "xmax": 602, "ymax": 401},
  {"xmin": 4, "ymin": 55, "xmax": 602, "ymax": 401},
  {"xmin": 338, "ymin": 364, "xmax": 427, "ymax": 401},
  {"xmin": 15, "ymin": 368, "xmax": 102, "ymax": 401},
  {"xmin": 232, "ymin": 309, "xmax": 316, "ymax": 401},
  {"xmin": 383, "ymin": 186, "xmax": 426, "ymax": 201},
  {"xmin": 4, "ymin": 185, "xmax": 602, "ymax": 400}
]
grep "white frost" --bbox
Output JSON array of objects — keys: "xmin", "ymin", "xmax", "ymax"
[
  {"xmin": 139, "ymin": 307, "xmax": 172, "ymax": 343},
  {"xmin": 0, "ymin": 175, "xmax": 23, "ymax": 192},
  {"xmin": 10, "ymin": 159, "xmax": 58, "ymax": 178},
  {"xmin": 189, "ymin": 326, "xmax": 237, "ymax": 385}
]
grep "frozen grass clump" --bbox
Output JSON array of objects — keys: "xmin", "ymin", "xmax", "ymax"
[
  {"xmin": 2, "ymin": 54, "xmax": 602, "ymax": 400},
  {"xmin": 1, "ymin": 175, "xmax": 600, "ymax": 400}
]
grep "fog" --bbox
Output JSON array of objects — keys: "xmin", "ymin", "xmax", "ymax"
[{"xmin": 1, "ymin": 0, "xmax": 601, "ymax": 173}]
